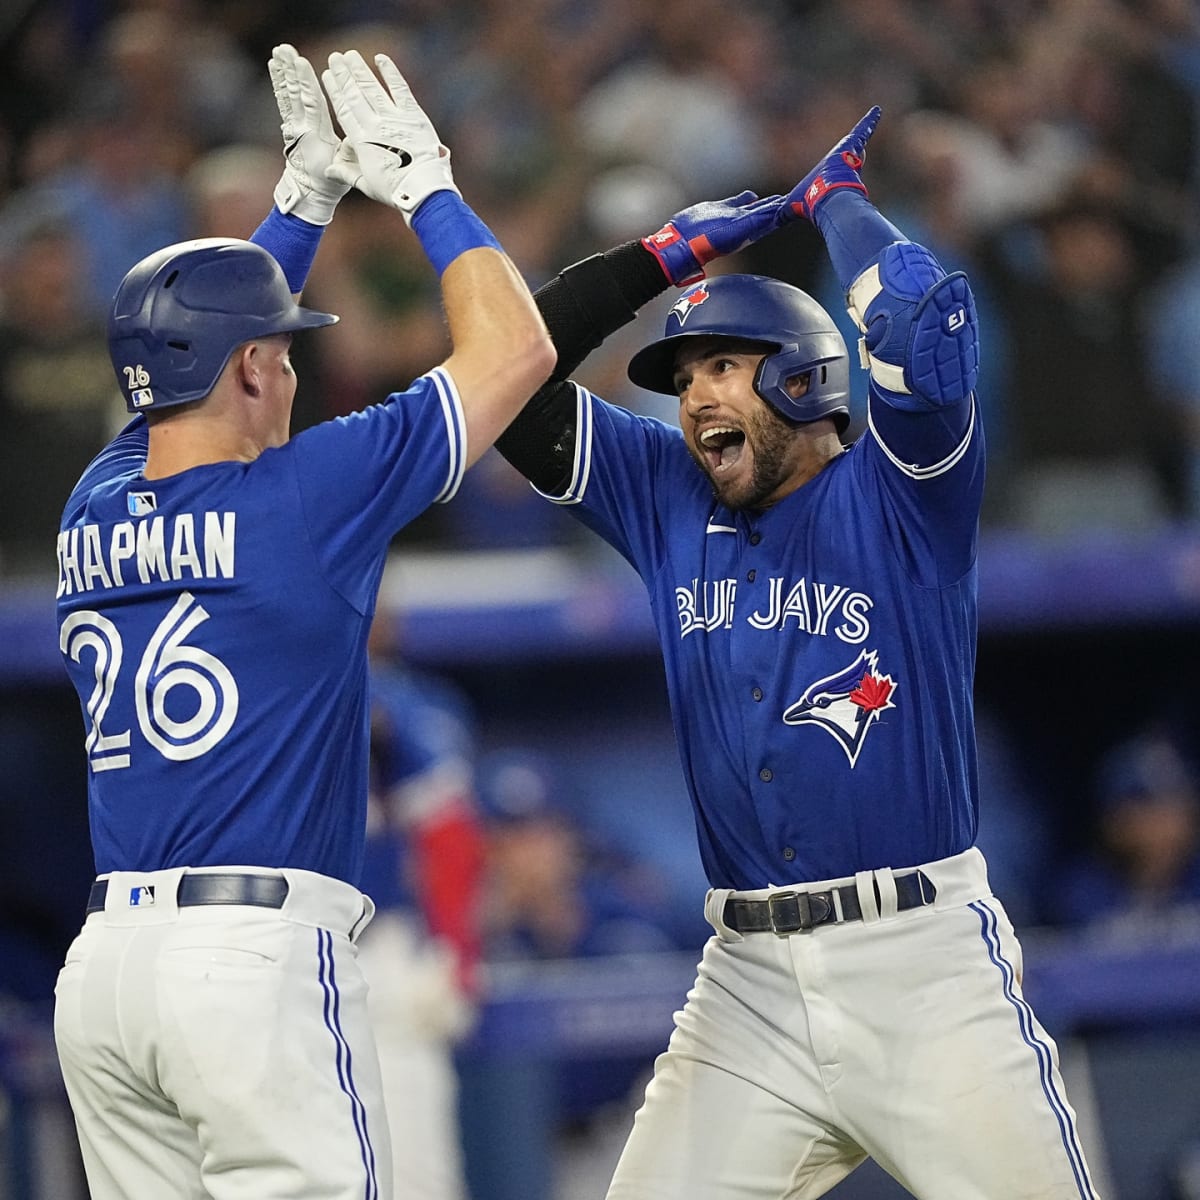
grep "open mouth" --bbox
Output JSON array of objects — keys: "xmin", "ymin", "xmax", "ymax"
[{"xmin": 699, "ymin": 425, "xmax": 746, "ymax": 473}]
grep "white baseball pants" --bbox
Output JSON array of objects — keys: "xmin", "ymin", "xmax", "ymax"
[
  {"xmin": 606, "ymin": 848, "xmax": 1101, "ymax": 1200},
  {"xmin": 54, "ymin": 866, "xmax": 389, "ymax": 1200}
]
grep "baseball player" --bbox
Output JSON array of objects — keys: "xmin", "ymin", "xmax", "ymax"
[
  {"xmin": 52, "ymin": 45, "xmax": 553, "ymax": 1200},
  {"xmin": 357, "ymin": 621, "xmax": 484, "ymax": 1200},
  {"xmin": 493, "ymin": 110, "xmax": 1103, "ymax": 1197}
]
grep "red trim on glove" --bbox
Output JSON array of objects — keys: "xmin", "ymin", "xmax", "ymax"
[
  {"xmin": 687, "ymin": 234, "xmax": 717, "ymax": 266},
  {"xmin": 799, "ymin": 176, "xmax": 868, "ymax": 220},
  {"xmin": 641, "ymin": 222, "xmax": 705, "ymax": 286}
]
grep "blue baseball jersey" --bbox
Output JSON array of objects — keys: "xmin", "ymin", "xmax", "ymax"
[
  {"xmin": 359, "ymin": 663, "xmax": 476, "ymax": 910},
  {"xmin": 542, "ymin": 387, "xmax": 985, "ymax": 889},
  {"xmin": 56, "ymin": 368, "xmax": 467, "ymax": 884}
]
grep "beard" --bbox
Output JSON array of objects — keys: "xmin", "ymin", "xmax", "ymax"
[{"xmin": 687, "ymin": 401, "xmax": 800, "ymax": 511}]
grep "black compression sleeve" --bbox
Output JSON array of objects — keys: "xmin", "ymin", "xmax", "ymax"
[
  {"xmin": 496, "ymin": 241, "xmax": 672, "ymax": 490},
  {"xmin": 539, "ymin": 241, "xmax": 671, "ymax": 380},
  {"xmin": 495, "ymin": 379, "xmax": 578, "ymax": 495}
]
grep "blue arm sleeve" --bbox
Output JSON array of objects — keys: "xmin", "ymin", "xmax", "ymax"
[
  {"xmin": 249, "ymin": 207, "xmax": 325, "ymax": 293},
  {"xmin": 813, "ymin": 190, "xmax": 909, "ymax": 292}
]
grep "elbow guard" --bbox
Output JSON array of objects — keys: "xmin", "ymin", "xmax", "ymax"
[{"xmin": 846, "ymin": 241, "xmax": 979, "ymax": 411}]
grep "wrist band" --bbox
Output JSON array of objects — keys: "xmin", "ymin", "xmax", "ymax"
[
  {"xmin": 411, "ymin": 191, "xmax": 502, "ymax": 275},
  {"xmin": 250, "ymin": 208, "xmax": 324, "ymax": 294},
  {"xmin": 641, "ymin": 222, "xmax": 705, "ymax": 287}
]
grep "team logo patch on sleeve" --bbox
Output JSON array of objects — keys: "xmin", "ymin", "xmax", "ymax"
[{"xmin": 782, "ymin": 650, "xmax": 897, "ymax": 767}]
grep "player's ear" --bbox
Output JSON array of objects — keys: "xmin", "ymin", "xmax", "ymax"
[{"xmin": 233, "ymin": 341, "xmax": 263, "ymax": 398}]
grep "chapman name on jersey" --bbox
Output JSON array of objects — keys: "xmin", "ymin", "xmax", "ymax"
[{"xmin": 56, "ymin": 511, "xmax": 236, "ymax": 598}]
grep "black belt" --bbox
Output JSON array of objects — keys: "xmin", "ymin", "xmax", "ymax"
[
  {"xmin": 723, "ymin": 869, "xmax": 936, "ymax": 935},
  {"xmin": 86, "ymin": 872, "xmax": 289, "ymax": 915}
]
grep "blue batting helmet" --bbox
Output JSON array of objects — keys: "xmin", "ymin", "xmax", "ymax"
[
  {"xmin": 627, "ymin": 274, "xmax": 850, "ymax": 431},
  {"xmin": 108, "ymin": 238, "xmax": 338, "ymax": 412}
]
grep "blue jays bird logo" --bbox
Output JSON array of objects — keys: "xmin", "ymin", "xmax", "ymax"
[
  {"xmin": 669, "ymin": 283, "xmax": 710, "ymax": 327},
  {"xmin": 782, "ymin": 650, "xmax": 897, "ymax": 767}
]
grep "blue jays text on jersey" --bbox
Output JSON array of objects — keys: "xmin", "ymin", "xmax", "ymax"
[
  {"xmin": 56, "ymin": 367, "xmax": 468, "ymax": 886},
  {"xmin": 675, "ymin": 573, "xmax": 875, "ymax": 641},
  {"xmin": 537, "ymin": 382, "xmax": 984, "ymax": 891}
]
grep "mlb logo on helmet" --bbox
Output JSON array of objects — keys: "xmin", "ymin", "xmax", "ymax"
[
  {"xmin": 670, "ymin": 282, "xmax": 710, "ymax": 327},
  {"xmin": 131, "ymin": 388, "xmax": 155, "ymax": 408}
]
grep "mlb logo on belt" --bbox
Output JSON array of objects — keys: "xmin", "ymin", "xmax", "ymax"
[{"xmin": 129, "ymin": 885, "xmax": 156, "ymax": 907}]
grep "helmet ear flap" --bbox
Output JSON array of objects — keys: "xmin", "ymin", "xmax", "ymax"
[
  {"xmin": 627, "ymin": 274, "xmax": 851, "ymax": 432},
  {"xmin": 753, "ymin": 339, "xmax": 851, "ymax": 432}
]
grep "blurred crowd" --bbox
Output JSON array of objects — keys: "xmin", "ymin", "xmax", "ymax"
[{"xmin": 0, "ymin": 0, "xmax": 1199, "ymax": 576}]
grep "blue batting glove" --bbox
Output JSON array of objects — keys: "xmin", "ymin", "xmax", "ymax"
[
  {"xmin": 780, "ymin": 106, "xmax": 881, "ymax": 224},
  {"xmin": 642, "ymin": 190, "xmax": 784, "ymax": 286}
]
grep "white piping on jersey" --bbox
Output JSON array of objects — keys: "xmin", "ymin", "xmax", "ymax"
[
  {"xmin": 866, "ymin": 392, "xmax": 976, "ymax": 480},
  {"xmin": 429, "ymin": 367, "xmax": 468, "ymax": 503},
  {"xmin": 705, "ymin": 520, "xmax": 737, "ymax": 534},
  {"xmin": 534, "ymin": 381, "xmax": 592, "ymax": 505}
]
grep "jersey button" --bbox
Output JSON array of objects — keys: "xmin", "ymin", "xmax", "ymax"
[
  {"xmin": 759, "ymin": 767, "xmax": 773, "ymax": 782},
  {"xmin": 746, "ymin": 568, "xmax": 756, "ymax": 582},
  {"xmin": 749, "ymin": 532, "xmax": 762, "ymax": 545},
  {"xmin": 751, "ymin": 687, "xmax": 763, "ymax": 702},
  {"xmin": 782, "ymin": 846, "xmax": 796, "ymax": 861}
]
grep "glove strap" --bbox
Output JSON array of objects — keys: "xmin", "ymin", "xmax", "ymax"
[
  {"xmin": 641, "ymin": 222, "xmax": 708, "ymax": 287},
  {"xmin": 273, "ymin": 173, "xmax": 340, "ymax": 228},
  {"xmin": 801, "ymin": 176, "xmax": 866, "ymax": 220},
  {"xmin": 411, "ymin": 191, "xmax": 502, "ymax": 276}
]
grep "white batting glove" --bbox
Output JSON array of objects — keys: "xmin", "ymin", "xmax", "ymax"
[
  {"xmin": 270, "ymin": 42, "xmax": 353, "ymax": 226},
  {"xmin": 321, "ymin": 50, "xmax": 460, "ymax": 225}
]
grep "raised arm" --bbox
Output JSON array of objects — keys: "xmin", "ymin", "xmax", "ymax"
[
  {"xmin": 246, "ymin": 43, "xmax": 354, "ymax": 298},
  {"xmin": 496, "ymin": 191, "xmax": 790, "ymax": 491},
  {"xmin": 778, "ymin": 107, "xmax": 980, "ymax": 419},
  {"xmin": 321, "ymin": 50, "xmax": 555, "ymax": 468}
]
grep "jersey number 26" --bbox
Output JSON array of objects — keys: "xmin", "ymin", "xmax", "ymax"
[{"xmin": 60, "ymin": 591, "xmax": 239, "ymax": 772}]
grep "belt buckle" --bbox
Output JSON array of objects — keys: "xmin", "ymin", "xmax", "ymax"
[{"xmin": 767, "ymin": 890, "xmax": 810, "ymax": 935}]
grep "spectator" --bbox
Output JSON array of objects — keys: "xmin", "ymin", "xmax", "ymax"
[
  {"xmin": 982, "ymin": 198, "xmax": 1190, "ymax": 532},
  {"xmin": 1143, "ymin": 246, "xmax": 1200, "ymax": 520},
  {"xmin": 473, "ymin": 745, "xmax": 688, "ymax": 1140},
  {"xmin": 898, "ymin": 44, "xmax": 1091, "ymax": 243},
  {"xmin": 1051, "ymin": 728, "xmax": 1200, "ymax": 944},
  {"xmin": 476, "ymin": 749, "xmax": 681, "ymax": 962},
  {"xmin": 576, "ymin": 0, "xmax": 766, "ymax": 198},
  {"xmin": 1027, "ymin": 0, "xmax": 1198, "ymax": 281},
  {"xmin": 185, "ymin": 142, "xmax": 283, "ymax": 240},
  {"xmin": 0, "ymin": 214, "xmax": 121, "ymax": 577},
  {"xmin": 10, "ymin": 93, "xmax": 192, "ymax": 314}
]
